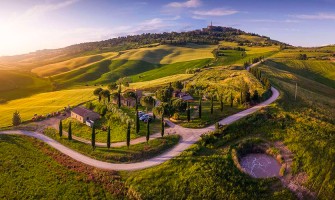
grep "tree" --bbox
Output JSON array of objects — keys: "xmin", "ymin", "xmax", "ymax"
[
  {"xmin": 155, "ymin": 87, "xmax": 173, "ymax": 102},
  {"xmin": 93, "ymin": 88, "xmax": 103, "ymax": 102},
  {"xmin": 140, "ymin": 96, "xmax": 155, "ymax": 112},
  {"xmin": 100, "ymin": 89, "xmax": 111, "ymax": 104},
  {"xmin": 146, "ymin": 121, "xmax": 150, "ymax": 143},
  {"xmin": 161, "ymin": 112, "xmax": 165, "ymax": 137},
  {"xmin": 135, "ymin": 109, "xmax": 140, "ymax": 134},
  {"xmin": 252, "ymin": 90, "xmax": 259, "ymax": 103},
  {"xmin": 107, "ymin": 126, "xmax": 111, "ymax": 149},
  {"xmin": 59, "ymin": 120, "xmax": 63, "ymax": 137},
  {"xmin": 171, "ymin": 98, "xmax": 187, "ymax": 113},
  {"xmin": 68, "ymin": 122, "xmax": 72, "ymax": 140},
  {"xmin": 92, "ymin": 125, "xmax": 96, "ymax": 150},
  {"xmin": 220, "ymin": 94, "xmax": 224, "ymax": 112},
  {"xmin": 126, "ymin": 122, "xmax": 131, "ymax": 148},
  {"xmin": 108, "ymin": 82, "xmax": 118, "ymax": 90},
  {"xmin": 199, "ymin": 98, "xmax": 202, "ymax": 119},
  {"xmin": 186, "ymin": 102, "xmax": 191, "ymax": 122},
  {"xmin": 12, "ymin": 111, "xmax": 21, "ymax": 126},
  {"xmin": 210, "ymin": 96, "xmax": 214, "ymax": 114},
  {"xmin": 172, "ymin": 81, "xmax": 183, "ymax": 90},
  {"xmin": 230, "ymin": 93, "xmax": 233, "ymax": 107},
  {"xmin": 117, "ymin": 86, "xmax": 121, "ymax": 108}
]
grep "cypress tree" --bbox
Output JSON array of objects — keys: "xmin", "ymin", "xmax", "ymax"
[
  {"xmin": 118, "ymin": 84, "xmax": 121, "ymax": 108},
  {"xmin": 210, "ymin": 96, "xmax": 214, "ymax": 114},
  {"xmin": 220, "ymin": 95, "xmax": 224, "ymax": 112},
  {"xmin": 107, "ymin": 126, "xmax": 111, "ymax": 149},
  {"xmin": 136, "ymin": 109, "xmax": 140, "ymax": 134},
  {"xmin": 230, "ymin": 93, "xmax": 233, "ymax": 107},
  {"xmin": 126, "ymin": 122, "xmax": 130, "ymax": 148},
  {"xmin": 59, "ymin": 120, "xmax": 63, "ymax": 137},
  {"xmin": 187, "ymin": 102, "xmax": 191, "ymax": 122},
  {"xmin": 199, "ymin": 98, "xmax": 202, "ymax": 119},
  {"xmin": 12, "ymin": 111, "xmax": 21, "ymax": 126},
  {"xmin": 161, "ymin": 114, "xmax": 165, "ymax": 137},
  {"xmin": 240, "ymin": 91, "xmax": 243, "ymax": 104},
  {"xmin": 92, "ymin": 125, "xmax": 96, "ymax": 150},
  {"xmin": 68, "ymin": 122, "xmax": 72, "ymax": 140},
  {"xmin": 146, "ymin": 121, "xmax": 150, "ymax": 143}
]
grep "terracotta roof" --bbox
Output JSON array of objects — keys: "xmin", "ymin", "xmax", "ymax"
[{"xmin": 71, "ymin": 106, "xmax": 100, "ymax": 118}]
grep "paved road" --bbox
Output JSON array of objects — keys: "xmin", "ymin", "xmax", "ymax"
[{"xmin": 0, "ymin": 86, "xmax": 279, "ymax": 171}]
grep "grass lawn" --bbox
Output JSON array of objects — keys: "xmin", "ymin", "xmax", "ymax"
[
  {"xmin": 177, "ymin": 99, "xmax": 242, "ymax": 128},
  {"xmin": 0, "ymin": 134, "xmax": 125, "ymax": 199},
  {"xmin": 44, "ymin": 127, "xmax": 180, "ymax": 163},
  {"xmin": 0, "ymin": 87, "xmax": 96, "ymax": 128},
  {"xmin": 62, "ymin": 103, "xmax": 162, "ymax": 143}
]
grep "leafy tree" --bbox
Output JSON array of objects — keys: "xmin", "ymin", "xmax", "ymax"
[
  {"xmin": 140, "ymin": 96, "xmax": 155, "ymax": 112},
  {"xmin": 155, "ymin": 87, "xmax": 173, "ymax": 102},
  {"xmin": 59, "ymin": 120, "xmax": 63, "ymax": 137},
  {"xmin": 68, "ymin": 122, "xmax": 72, "ymax": 140},
  {"xmin": 126, "ymin": 122, "xmax": 131, "ymax": 148},
  {"xmin": 93, "ymin": 88, "xmax": 103, "ymax": 102},
  {"xmin": 171, "ymin": 98, "xmax": 187, "ymax": 113},
  {"xmin": 146, "ymin": 121, "xmax": 150, "ymax": 143},
  {"xmin": 107, "ymin": 126, "xmax": 111, "ymax": 149},
  {"xmin": 199, "ymin": 98, "xmax": 202, "ymax": 119},
  {"xmin": 186, "ymin": 102, "xmax": 191, "ymax": 122},
  {"xmin": 172, "ymin": 81, "xmax": 183, "ymax": 90},
  {"xmin": 12, "ymin": 111, "xmax": 21, "ymax": 126},
  {"xmin": 100, "ymin": 89, "xmax": 111, "ymax": 104},
  {"xmin": 135, "ymin": 109, "xmax": 140, "ymax": 134},
  {"xmin": 107, "ymin": 82, "xmax": 118, "ymax": 90},
  {"xmin": 92, "ymin": 125, "xmax": 96, "ymax": 150}
]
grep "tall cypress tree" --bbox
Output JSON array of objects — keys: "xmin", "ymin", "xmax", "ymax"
[
  {"xmin": 187, "ymin": 102, "xmax": 191, "ymax": 122},
  {"xmin": 107, "ymin": 126, "xmax": 111, "ymax": 149},
  {"xmin": 220, "ymin": 95, "xmax": 224, "ymax": 112},
  {"xmin": 230, "ymin": 93, "xmax": 233, "ymax": 107},
  {"xmin": 210, "ymin": 96, "xmax": 214, "ymax": 114},
  {"xmin": 199, "ymin": 98, "xmax": 202, "ymax": 119},
  {"xmin": 68, "ymin": 122, "xmax": 72, "ymax": 140},
  {"xmin": 59, "ymin": 120, "xmax": 63, "ymax": 138},
  {"xmin": 126, "ymin": 122, "xmax": 131, "ymax": 148},
  {"xmin": 92, "ymin": 125, "xmax": 96, "ymax": 150},
  {"xmin": 136, "ymin": 109, "xmax": 140, "ymax": 134},
  {"xmin": 146, "ymin": 121, "xmax": 150, "ymax": 143},
  {"xmin": 117, "ymin": 83, "xmax": 121, "ymax": 108},
  {"xmin": 161, "ymin": 114, "xmax": 165, "ymax": 137}
]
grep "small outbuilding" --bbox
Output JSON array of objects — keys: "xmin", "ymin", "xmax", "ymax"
[{"xmin": 71, "ymin": 106, "xmax": 100, "ymax": 123}]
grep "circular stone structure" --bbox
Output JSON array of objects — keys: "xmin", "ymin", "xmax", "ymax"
[{"xmin": 240, "ymin": 153, "xmax": 281, "ymax": 178}]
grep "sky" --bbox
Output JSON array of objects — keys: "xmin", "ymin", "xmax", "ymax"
[{"xmin": 0, "ymin": 0, "xmax": 335, "ymax": 56}]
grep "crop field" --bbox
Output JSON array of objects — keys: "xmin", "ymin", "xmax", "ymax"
[
  {"xmin": 117, "ymin": 44, "xmax": 215, "ymax": 64},
  {"xmin": 32, "ymin": 52, "xmax": 118, "ymax": 77},
  {"xmin": 0, "ymin": 88, "xmax": 96, "ymax": 128}
]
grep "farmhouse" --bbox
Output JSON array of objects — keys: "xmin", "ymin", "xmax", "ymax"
[
  {"xmin": 71, "ymin": 106, "xmax": 100, "ymax": 123},
  {"xmin": 172, "ymin": 90, "xmax": 194, "ymax": 102},
  {"xmin": 112, "ymin": 89, "xmax": 143, "ymax": 107}
]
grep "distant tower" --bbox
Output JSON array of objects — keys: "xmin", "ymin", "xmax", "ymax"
[{"xmin": 211, "ymin": 21, "xmax": 213, "ymax": 27}]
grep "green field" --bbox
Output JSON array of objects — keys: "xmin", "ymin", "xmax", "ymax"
[
  {"xmin": 0, "ymin": 70, "xmax": 52, "ymax": 101},
  {"xmin": 0, "ymin": 88, "xmax": 96, "ymax": 128},
  {"xmin": 0, "ymin": 135, "xmax": 125, "ymax": 199},
  {"xmin": 32, "ymin": 52, "xmax": 118, "ymax": 77}
]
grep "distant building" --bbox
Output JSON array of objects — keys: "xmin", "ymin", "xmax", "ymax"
[
  {"xmin": 112, "ymin": 89, "xmax": 143, "ymax": 108},
  {"xmin": 173, "ymin": 90, "xmax": 194, "ymax": 102},
  {"xmin": 71, "ymin": 106, "xmax": 100, "ymax": 123}
]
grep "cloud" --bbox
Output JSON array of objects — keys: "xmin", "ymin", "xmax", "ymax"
[
  {"xmin": 293, "ymin": 13, "xmax": 335, "ymax": 20},
  {"xmin": 23, "ymin": 0, "xmax": 80, "ymax": 18},
  {"xmin": 193, "ymin": 8, "xmax": 238, "ymax": 17},
  {"xmin": 246, "ymin": 19, "xmax": 300, "ymax": 23},
  {"xmin": 166, "ymin": 0, "xmax": 201, "ymax": 8}
]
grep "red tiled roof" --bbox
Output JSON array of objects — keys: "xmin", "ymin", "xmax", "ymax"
[{"xmin": 71, "ymin": 106, "xmax": 100, "ymax": 118}]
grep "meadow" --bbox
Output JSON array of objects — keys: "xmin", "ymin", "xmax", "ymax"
[{"xmin": 0, "ymin": 88, "xmax": 96, "ymax": 128}]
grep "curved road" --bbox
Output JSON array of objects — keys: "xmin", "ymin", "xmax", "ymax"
[{"xmin": 0, "ymin": 86, "xmax": 279, "ymax": 171}]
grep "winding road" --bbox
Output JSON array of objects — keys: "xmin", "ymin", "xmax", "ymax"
[{"xmin": 0, "ymin": 85, "xmax": 279, "ymax": 171}]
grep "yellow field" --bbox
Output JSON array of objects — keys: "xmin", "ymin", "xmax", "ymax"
[
  {"xmin": 32, "ymin": 52, "xmax": 118, "ymax": 77},
  {"xmin": 128, "ymin": 74, "xmax": 194, "ymax": 90},
  {"xmin": 118, "ymin": 44, "xmax": 215, "ymax": 64},
  {"xmin": 237, "ymin": 35, "xmax": 267, "ymax": 43},
  {"xmin": 0, "ymin": 88, "xmax": 96, "ymax": 127}
]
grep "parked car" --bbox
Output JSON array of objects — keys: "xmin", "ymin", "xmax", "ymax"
[
  {"xmin": 136, "ymin": 111, "xmax": 145, "ymax": 117},
  {"xmin": 139, "ymin": 114, "xmax": 149, "ymax": 121},
  {"xmin": 143, "ymin": 117, "xmax": 152, "ymax": 123}
]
